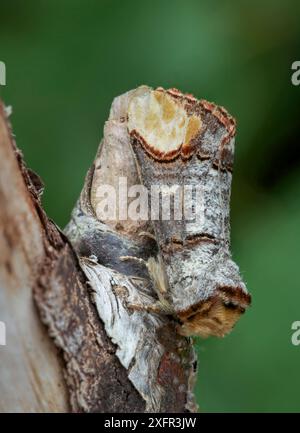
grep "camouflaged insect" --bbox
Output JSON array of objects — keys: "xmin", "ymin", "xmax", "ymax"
[{"xmin": 126, "ymin": 86, "xmax": 251, "ymax": 338}]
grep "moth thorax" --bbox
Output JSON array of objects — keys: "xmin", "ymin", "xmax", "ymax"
[{"xmin": 177, "ymin": 288, "xmax": 251, "ymax": 338}]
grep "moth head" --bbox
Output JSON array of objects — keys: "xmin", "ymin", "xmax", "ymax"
[{"xmin": 177, "ymin": 287, "xmax": 251, "ymax": 338}]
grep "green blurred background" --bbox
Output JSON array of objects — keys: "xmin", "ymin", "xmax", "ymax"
[{"xmin": 1, "ymin": 0, "xmax": 300, "ymax": 412}]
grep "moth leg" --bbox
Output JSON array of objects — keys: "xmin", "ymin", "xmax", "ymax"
[
  {"xmin": 120, "ymin": 255, "xmax": 175, "ymax": 315},
  {"xmin": 128, "ymin": 275, "xmax": 149, "ymax": 285},
  {"xmin": 128, "ymin": 275, "xmax": 148, "ymax": 282},
  {"xmin": 138, "ymin": 231, "xmax": 157, "ymax": 241},
  {"xmin": 119, "ymin": 255, "xmax": 147, "ymax": 266},
  {"xmin": 126, "ymin": 300, "xmax": 173, "ymax": 315}
]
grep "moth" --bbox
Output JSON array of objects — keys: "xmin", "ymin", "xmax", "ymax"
[{"xmin": 123, "ymin": 86, "xmax": 251, "ymax": 338}]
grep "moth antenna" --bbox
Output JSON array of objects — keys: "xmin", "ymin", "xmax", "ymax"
[
  {"xmin": 128, "ymin": 275, "xmax": 148, "ymax": 283},
  {"xmin": 126, "ymin": 301, "xmax": 173, "ymax": 315},
  {"xmin": 128, "ymin": 276, "xmax": 152, "ymax": 292}
]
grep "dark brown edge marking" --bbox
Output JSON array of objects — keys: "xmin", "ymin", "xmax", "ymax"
[
  {"xmin": 177, "ymin": 286, "xmax": 251, "ymax": 321},
  {"xmin": 130, "ymin": 129, "xmax": 182, "ymax": 162},
  {"xmin": 200, "ymin": 99, "xmax": 236, "ymax": 136},
  {"xmin": 218, "ymin": 286, "xmax": 252, "ymax": 307},
  {"xmin": 160, "ymin": 234, "xmax": 220, "ymax": 254},
  {"xmin": 130, "ymin": 129, "xmax": 234, "ymax": 172}
]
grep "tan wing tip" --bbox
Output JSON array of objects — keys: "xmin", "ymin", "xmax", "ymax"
[{"xmin": 127, "ymin": 86, "xmax": 202, "ymax": 161}]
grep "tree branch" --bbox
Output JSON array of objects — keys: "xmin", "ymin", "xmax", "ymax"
[
  {"xmin": 0, "ymin": 102, "xmax": 68, "ymax": 412},
  {"xmin": 0, "ymin": 89, "xmax": 197, "ymax": 412}
]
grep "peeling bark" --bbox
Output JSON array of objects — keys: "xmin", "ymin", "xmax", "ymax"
[
  {"xmin": 0, "ymin": 91, "xmax": 196, "ymax": 412},
  {"xmin": 0, "ymin": 101, "xmax": 148, "ymax": 412}
]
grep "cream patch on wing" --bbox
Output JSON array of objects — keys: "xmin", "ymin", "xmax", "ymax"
[{"xmin": 127, "ymin": 88, "xmax": 201, "ymax": 159}]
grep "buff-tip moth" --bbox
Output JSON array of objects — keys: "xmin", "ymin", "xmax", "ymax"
[{"xmin": 124, "ymin": 85, "xmax": 251, "ymax": 338}]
